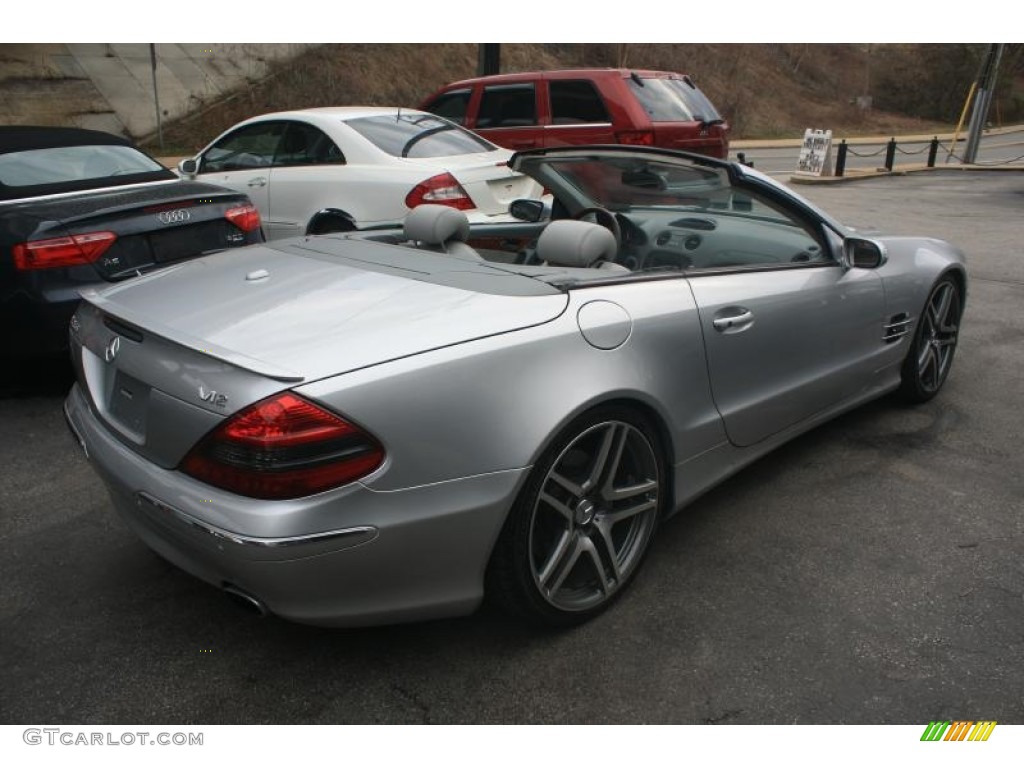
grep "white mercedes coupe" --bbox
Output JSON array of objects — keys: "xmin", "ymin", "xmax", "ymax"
[{"xmin": 177, "ymin": 107, "xmax": 542, "ymax": 238}]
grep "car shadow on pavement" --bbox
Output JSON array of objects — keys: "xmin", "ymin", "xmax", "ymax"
[{"xmin": 0, "ymin": 358, "xmax": 75, "ymax": 399}]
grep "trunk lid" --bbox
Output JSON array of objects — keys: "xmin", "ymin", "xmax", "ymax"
[
  {"xmin": 402, "ymin": 153, "xmax": 543, "ymax": 215},
  {"xmin": 7, "ymin": 180, "xmax": 256, "ymax": 279},
  {"xmin": 72, "ymin": 237, "xmax": 566, "ymax": 465}
]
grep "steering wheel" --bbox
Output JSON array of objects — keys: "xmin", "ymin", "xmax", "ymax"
[{"xmin": 574, "ymin": 206, "xmax": 622, "ymax": 251}]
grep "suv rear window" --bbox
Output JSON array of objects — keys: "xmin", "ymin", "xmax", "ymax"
[
  {"xmin": 627, "ymin": 77, "xmax": 722, "ymax": 123},
  {"xmin": 477, "ymin": 84, "xmax": 537, "ymax": 128},
  {"xmin": 345, "ymin": 114, "xmax": 495, "ymax": 158},
  {"xmin": 550, "ymin": 80, "xmax": 611, "ymax": 125}
]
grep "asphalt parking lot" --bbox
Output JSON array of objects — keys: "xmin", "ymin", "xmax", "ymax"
[{"xmin": 1, "ymin": 171, "xmax": 1022, "ymax": 725}]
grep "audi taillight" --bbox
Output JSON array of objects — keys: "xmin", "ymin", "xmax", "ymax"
[
  {"xmin": 180, "ymin": 392, "xmax": 384, "ymax": 500},
  {"xmin": 13, "ymin": 231, "xmax": 117, "ymax": 271},
  {"xmin": 615, "ymin": 130, "xmax": 655, "ymax": 146},
  {"xmin": 405, "ymin": 172, "xmax": 475, "ymax": 211},
  {"xmin": 225, "ymin": 204, "xmax": 261, "ymax": 233}
]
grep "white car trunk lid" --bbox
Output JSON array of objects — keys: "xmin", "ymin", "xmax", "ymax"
[{"xmin": 402, "ymin": 153, "xmax": 543, "ymax": 215}]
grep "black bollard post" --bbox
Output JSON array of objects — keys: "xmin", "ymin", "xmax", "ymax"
[
  {"xmin": 927, "ymin": 137, "xmax": 938, "ymax": 168},
  {"xmin": 835, "ymin": 140, "xmax": 848, "ymax": 177},
  {"xmin": 884, "ymin": 138, "xmax": 896, "ymax": 171}
]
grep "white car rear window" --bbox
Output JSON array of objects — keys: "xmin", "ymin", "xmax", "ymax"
[{"xmin": 345, "ymin": 114, "xmax": 496, "ymax": 159}]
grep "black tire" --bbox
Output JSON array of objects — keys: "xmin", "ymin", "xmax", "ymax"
[
  {"xmin": 898, "ymin": 275, "xmax": 962, "ymax": 403},
  {"xmin": 487, "ymin": 407, "xmax": 665, "ymax": 627}
]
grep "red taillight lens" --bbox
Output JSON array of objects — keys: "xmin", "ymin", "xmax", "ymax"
[
  {"xmin": 225, "ymin": 203, "xmax": 261, "ymax": 233},
  {"xmin": 180, "ymin": 392, "xmax": 384, "ymax": 500},
  {"xmin": 615, "ymin": 130, "xmax": 655, "ymax": 146},
  {"xmin": 405, "ymin": 172, "xmax": 474, "ymax": 211},
  {"xmin": 13, "ymin": 231, "xmax": 117, "ymax": 271}
]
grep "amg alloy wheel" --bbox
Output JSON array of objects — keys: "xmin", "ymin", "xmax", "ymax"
[
  {"xmin": 489, "ymin": 408, "xmax": 663, "ymax": 626},
  {"xmin": 899, "ymin": 276, "xmax": 962, "ymax": 403}
]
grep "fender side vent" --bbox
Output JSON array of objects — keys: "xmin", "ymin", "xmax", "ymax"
[{"xmin": 883, "ymin": 312, "xmax": 911, "ymax": 343}]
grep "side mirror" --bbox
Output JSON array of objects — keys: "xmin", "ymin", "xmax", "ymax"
[
  {"xmin": 843, "ymin": 236, "xmax": 887, "ymax": 269},
  {"xmin": 510, "ymin": 198, "xmax": 546, "ymax": 223},
  {"xmin": 177, "ymin": 158, "xmax": 198, "ymax": 177}
]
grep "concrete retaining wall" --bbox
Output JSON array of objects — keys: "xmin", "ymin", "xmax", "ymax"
[{"xmin": 0, "ymin": 43, "xmax": 313, "ymax": 139}]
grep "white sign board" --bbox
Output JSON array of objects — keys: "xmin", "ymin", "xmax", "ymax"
[{"xmin": 795, "ymin": 129, "xmax": 833, "ymax": 176}]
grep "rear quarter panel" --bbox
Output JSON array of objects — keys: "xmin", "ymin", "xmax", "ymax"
[{"xmin": 296, "ymin": 278, "xmax": 726, "ymax": 493}]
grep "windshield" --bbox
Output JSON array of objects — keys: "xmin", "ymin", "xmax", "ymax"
[
  {"xmin": 627, "ymin": 76, "xmax": 722, "ymax": 123},
  {"xmin": 345, "ymin": 113, "xmax": 497, "ymax": 158},
  {"xmin": 510, "ymin": 150, "xmax": 829, "ymax": 282},
  {"xmin": 542, "ymin": 156, "xmax": 735, "ymax": 213}
]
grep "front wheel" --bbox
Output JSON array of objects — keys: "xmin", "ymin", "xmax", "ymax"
[
  {"xmin": 898, "ymin": 275, "xmax": 962, "ymax": 403},
  {"xmin": 487, "ymin": 408, "xmax": 664, "ymax": 627}
]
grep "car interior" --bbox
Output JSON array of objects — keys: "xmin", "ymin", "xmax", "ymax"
[{"xmin": 382, "ymin": 199, "xmax": 828, "ymax": 281}]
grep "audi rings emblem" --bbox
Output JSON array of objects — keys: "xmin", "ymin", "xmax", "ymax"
[
  {"xmin": 157, "ymin": 209, "xmax": 191, "ymax": 225},
  {"xmin": 104, "ymin": 336, "xmax": 121, "ymax": 363}
]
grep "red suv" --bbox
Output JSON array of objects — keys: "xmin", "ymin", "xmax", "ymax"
[{"xmin": 419, "ymin": 68, "xmax": 730, "ymax": 159}]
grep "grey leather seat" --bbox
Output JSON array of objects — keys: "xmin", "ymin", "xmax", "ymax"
[
  {"xmin": 536, "ymin": 219, "xmax": 629, "ymax": 272},
  {"xmin": 403, "ymin": 205, "xmax": 482, "ymax": 261}
]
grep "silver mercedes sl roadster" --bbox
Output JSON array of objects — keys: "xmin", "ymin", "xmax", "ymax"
[{"xmin": 64, "ymin": 147, "xmax": 966, "ymax": 627}]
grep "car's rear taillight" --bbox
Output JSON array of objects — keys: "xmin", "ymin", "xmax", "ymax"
[
  {"xmin": 180, "ymin": 392, "xmax": 384, "ymax": 500},
  {"xmin": 405, "ymin": 172, "xmax": 475, "ymax": 211},
  {"xmin": 615, "ymin": 130, "xmax": 655, "ymax": 146},
  {"xmin": 13, "ymin": 231, "xmax": 117, "ymax": 271},
  {"xmin": 225, "ymin": 204, "xmax": 261, "ymax": 233}
]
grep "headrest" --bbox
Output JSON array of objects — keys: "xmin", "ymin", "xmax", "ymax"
[
  {"xmin": 536, "ymin": 220, "xmax": 617, "ymax": 268},
  {"xmin": 404, "ymin": 204, "xmax": 470, "ymax": 245}
]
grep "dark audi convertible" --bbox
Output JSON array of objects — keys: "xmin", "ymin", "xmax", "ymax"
[{"xmin": 0, "ymin": 126, "xmax": 262, "ymax": 360}]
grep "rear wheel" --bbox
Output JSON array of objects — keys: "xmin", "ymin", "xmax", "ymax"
[
  {"xmin": 898, "ymin": 275, "xmax": 962, "ymax": 403},
  {"xmin": 307, "ymin": 214, "xmax": 354, "ymax": 236},
  {"xmin": 488, "ymin": 407, "xmax": 664, "ymax": 627}
]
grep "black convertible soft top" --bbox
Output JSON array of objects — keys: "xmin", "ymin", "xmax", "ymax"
[
  {"xmin": 0, "ymin": 125, "xmax": 133, "ymax": 154},
  {"xmin": 0, "ymin": 125, "xmax": 175, "ymax": 201}
]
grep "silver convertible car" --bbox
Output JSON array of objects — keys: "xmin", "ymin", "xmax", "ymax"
[{"xmin": 64, "ymin": 147, "xmax": 966, "ymax": 627}]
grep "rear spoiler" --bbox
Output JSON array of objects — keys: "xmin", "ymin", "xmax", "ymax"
[{"xmin": 81, "ymin": 290, "xmax": 306, "ymax": 384}]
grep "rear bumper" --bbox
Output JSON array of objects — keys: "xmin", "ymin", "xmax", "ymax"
[{"xmin": 64, "ymin": 383, "xmax": 526, "ymax": 626}]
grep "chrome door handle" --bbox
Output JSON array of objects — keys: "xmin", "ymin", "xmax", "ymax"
[
  {"xmin": 247, "ymin": 177, "xmax": 267, "ymax": 187},
  {"xmin": 712, "ymin": 310, "xmax": 753, "ymax": 331}
]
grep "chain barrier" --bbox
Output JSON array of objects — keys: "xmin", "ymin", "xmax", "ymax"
[
  {"xmin": 893, "ymin": 144, "xmax": 931, "ymax": 155},
  {"xmin": 972, "ymin": 153, "xmax": 1024, "ymax": 165},
  {"xmin": 844, "ymin": 145, "xmax": 886, "ymax": 158},
  {"xmin": 935, "ymin": 140, "xmax": 1024, "ymax": 166},
  {"xmin": 834, "ymin": 135, "xmax": 1022, "ymax": 176},
  {"xmin": 937, "ymin": 141, "xmax": 962, "ymax": 163}
]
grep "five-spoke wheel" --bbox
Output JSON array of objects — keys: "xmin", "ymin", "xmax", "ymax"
[
  {"xmin": 899, "ymin": 275, "xmax": 962, "ymax": 402},
  {"xmin": 488, "ymin": 408, "xmax": 663, "ymax": 626}
]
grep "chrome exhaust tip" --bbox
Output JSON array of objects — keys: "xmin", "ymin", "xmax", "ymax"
[{"xmin": 222, "ymin": 584, "xmax": 268, "ymax": 618}]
